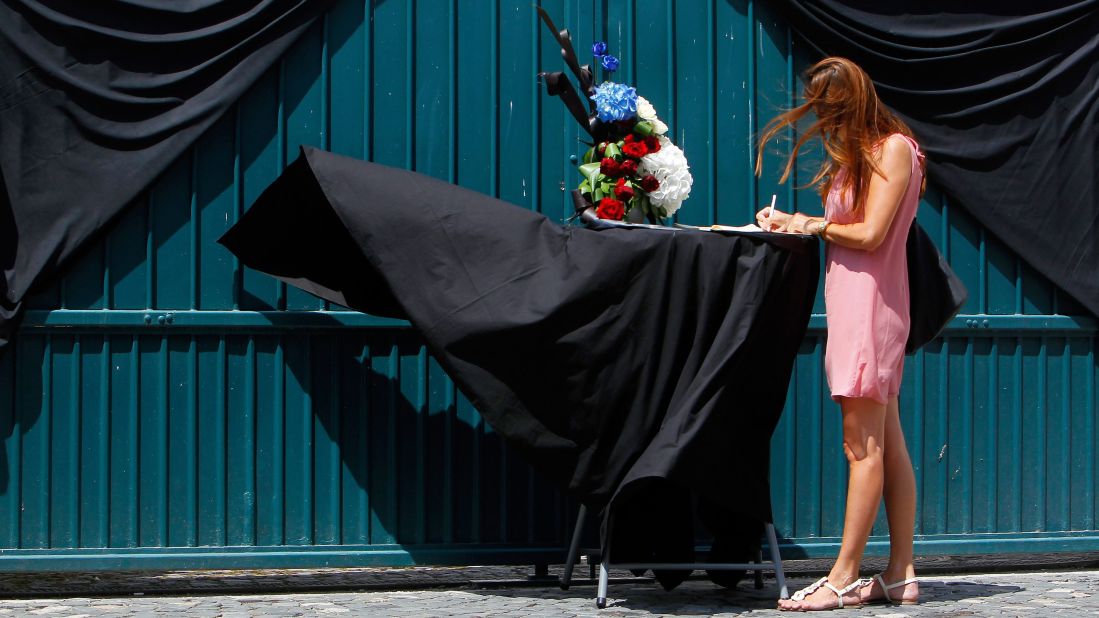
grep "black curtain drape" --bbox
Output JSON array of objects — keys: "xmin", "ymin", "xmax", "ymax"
[
  {"xmin": 0, "ymin": 0, "xmax": 333, "ymax": 351},
  {"xmin": 769, "ymin": 0, "xmax": 1099, "ymax": 317}
]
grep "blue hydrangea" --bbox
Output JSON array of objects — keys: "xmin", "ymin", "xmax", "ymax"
[
  {"xmin": 600, "ymin": 54, "xmax": 620, "ymax": 72},
  {"xmin": 592, "ymin": 41, "xmax": 608, "ymax": 56},
  {"xmin": 590, "ymin": 81, "xmax": 637, "ymax": 122}
]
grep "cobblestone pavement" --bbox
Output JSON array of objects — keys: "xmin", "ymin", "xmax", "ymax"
[{"xmin": 0, "ymin": 567, "xmax": 1097, "ymax": 616}]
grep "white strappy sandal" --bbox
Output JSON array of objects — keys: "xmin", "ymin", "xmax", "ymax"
[
  {"xmin": 780, "ymin": 576, "xmax": 865, "ymax": 611},
  {"xmin": 862, "ymin": 573, "xmax": 919, "ymax": 605}
]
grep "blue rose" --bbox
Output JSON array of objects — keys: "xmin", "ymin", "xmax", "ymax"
[
  {"xmin": 592, "ymin": 41, "xmax": 608, "ymax": 56},
  {"xmin": 590, "ymin": 81, "xmax": 637, "ymax": 122},
  {"xmin": 600, "ymin": 54, "xmax": 620, "ymax": 72}
]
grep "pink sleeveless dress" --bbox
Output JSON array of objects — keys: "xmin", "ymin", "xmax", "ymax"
[{"xmin": 823, "ymin": 134, "xmax": 924, "ymax": 405}]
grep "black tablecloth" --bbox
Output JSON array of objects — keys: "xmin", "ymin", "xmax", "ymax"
[{"xmin": 219, "ymin": 147, "xmax": 819, "ymax": 587}]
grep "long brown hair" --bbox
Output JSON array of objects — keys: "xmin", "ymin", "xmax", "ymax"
[{"xmin": 755, "ymin": 56, "xmax": 925, "ymax": 212}]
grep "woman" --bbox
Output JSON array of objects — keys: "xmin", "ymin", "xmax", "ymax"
[{"xmin": 755, "ymin": 57, "xmax": 924, "ymax": 611}]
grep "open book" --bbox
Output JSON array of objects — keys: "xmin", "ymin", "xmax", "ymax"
[{"xmin": 675, "ymin": 223, "xmax": 766, "ymax": 233}]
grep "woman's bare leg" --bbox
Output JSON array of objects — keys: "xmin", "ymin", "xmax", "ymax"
[
  {"xmin": 779, "ymin": 396, "xmax": 886, "ymax": 610},
  {"xmin": 881, "ymin": 395, "xmax": 917, "ymax": 581}
]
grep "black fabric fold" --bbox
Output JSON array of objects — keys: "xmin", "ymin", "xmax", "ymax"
[
  {"xmin": 0, "ymin": 0, "xmax": 333, "ymax": 353},
  {"xmin": 769, "ymin": 0, "xmax": 1099, "ymax": 317},
  {"xmin": 219, "ymin": 146, "xmax": 819, "ymax": 585}
]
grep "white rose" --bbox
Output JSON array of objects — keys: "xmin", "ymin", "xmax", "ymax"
[
  {"xmin": 636, "ymin": 96, "xmax": 668, "ymax": 135},
  {"xmin": 638, "ymin": 136, "xmax": 693, "ymax": 216}
]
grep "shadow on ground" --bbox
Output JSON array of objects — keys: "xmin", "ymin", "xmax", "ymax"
[{"xmin": 466, "ymin": 576, "xmax": 1024, "ymax": 615}]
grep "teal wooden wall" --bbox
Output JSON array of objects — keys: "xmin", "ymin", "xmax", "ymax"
[{"xmin": 2, "ymin": 0, "xmax": 1097, "ymax": 570}]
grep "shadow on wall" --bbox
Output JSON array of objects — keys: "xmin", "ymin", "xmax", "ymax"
[{"xmin": 0, "ymin": 316, "xmax": 574, "ymax": 553}]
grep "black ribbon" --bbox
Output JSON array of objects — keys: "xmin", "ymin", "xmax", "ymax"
[
  {"xmin": 537, "ymin": 7, "xmax": 617, "ymax": 141},
  {"xmin": 540, "ymin": 71, "xmax": 596, "ymax": 138},
  {"xmin": 535, "ymin": 7, "xmax": 595, "ymax": 99}
]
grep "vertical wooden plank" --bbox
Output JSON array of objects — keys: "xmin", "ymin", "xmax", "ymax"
[
  {"xmin": 49, "ymin": 336, "xmax": 78, "ymax": 549},
  {"xmin": 62, "ymin": 240, "xmax": 106, "ymax": 311},
  {"xmin": 196, "ymin": 114, "xmax": 238, "ymax": 311},
  {"xmin": 226, "ymin": 336, "xmax": 257, "ymax": 546},
  {"xmin": 283, "ymin": 335, "xmax": 314, "ymax": 545},
  {"xmin": 1020, "ymin": 337, "xmax": 1045, "ymax": 531},
  {"xmin": 416, "ymin": 0, "xmax": 456, "ymax": 185},
  {"xmin": 971, "ymin": 338, "xmax": 996, "ymax": 533},
  {"xmin": 151, "ymin": 158, "xmax": 193, "ymax": 310},
  {"xmin": 713, "ymin": 0, "xmax": 751, "ymax": 224},
  {"xmin": 255, "ymin": 336, "xmax": 285, "ymax": 546},
  {"xmin": 373, "ymin": 0, "xmax": 413, "ymax": 171},
  {"xmin": 79, "ymin": 337, "xmax": 110, "ymax": 548},
  {"xmin": 197, "ymin": 336, "xmax": 228, "ymax": 546},
  {"xmin": 328, "ymin": 0, "xmax": 367, "ymax": 160},
  {"xmin": 1069, "ymin": 339, "xmax": 1094, "ymax": 530},
  {"xmin": 340, "ymin": 339, "xmax": 370, "ymax": 545},
  {"xmin": 368, "ymin": 338, "xmax": 398, "ymax": 545},
  {"xmin": 664, "ymin": 0, "xmax": 714, "ymax": 225},
  {"xmin": 945, "ymin": 338, "xmax": 972, "ymax": 533},
  {"xmin": 397, "ymin": 341, "xmax": 427, "ymax": 544},
  {"xmin": 456, "ymin": 0, "xmax": 495, "ymax": 195},
  {"xmin": 425, "ymin": 355, "xmax": 452, "ymax": 544},
  {"xmin": 20, "ymin": 336, "xmax": 50, "ymax": 549},
  {"xmin": 497, "ymin": 0, "xmax": 537, "ymax": 213},
  {"xmin": 312, "ymin": 335, "xmax": 341, "ymax": 545},
  {"xmin": 109, "ymin": 335, "xmax": 139, "ymax": 548},
  {"xmin": 108, "ymin": 197, "xmax": 149, "ymax": 310},
  {"xmin": 139, "ymin": 336, "xmax": 168, "ymax": 547},
  {"xmin": 947, "ymin": 199, "xmax": 982, "ymax": 315},
  {"xmin": 997, "ymin": 337, "xmax": 1023, "ymax": 532},
  {"xmin": 0, "ymin": 330, "xmax": 18, "ymax": 548},
  {"xmin": 792, "ymin": 339, "xmax": 822, "ymax": 539},
  {"xmin": 920, "ymin": 339, "xmax": 947, "ymax": 535},
  {"xmin": 1046, "ymin": 338, "xmax": 1070, "ymax": 531},
  {"xmin": 453, "ymin": 391, "xmax": 482, "ymax": 543},
  {"xmin": 537, "ymin": 0, "xmax": 568, "ymax": 219},
  {"xmin": 238, "ymin": 69, "xmax": 282, "ymax": 311},
  {"xmin": 167, "ymin": 337, "xmax": 197, "ymax": 547}
]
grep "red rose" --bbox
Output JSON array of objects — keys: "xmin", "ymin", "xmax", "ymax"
[
  {"xmin": 622, "ymin": 141, "xmax": 648, "ymax": 159},
  {"xmin": 644, "ymin": 135, "xmax": 661, "ymax": 153},
  {"xmin": 619, "ymin": 159, "xmax": 639, "ymax": 176},
  {"xmin": 600, "ymin": 157, "xmax": 621, "ymax": 177},
  {"xmin": 613, "ymin": 178, "xmax": 635, "ymax": 201},
  {"xmin": 596, "ymin": 198, "xmax": 625, "ymax": 220},
  {"xmin": 640, "ymin": 174, "xmax": 660, "ymax": 192},
  {"xmin": 623, "ymin": 134, "xmax": 637, "ymax": 144},
  {"xmin": 596, "ymin": 142, "xmax": 609, "ymax": 158}
]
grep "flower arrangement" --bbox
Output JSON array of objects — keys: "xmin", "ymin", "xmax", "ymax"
[{"xmin": 537, "ymin": 9, "xmax": 693, "ymax": 223}]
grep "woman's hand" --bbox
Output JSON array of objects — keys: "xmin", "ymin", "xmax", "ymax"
[
  {"xmin": 756, "ymin": 208, "xmax": 814, "ymax": 234},
  {"xmin": 756, "ymin": 207, "xmax": 791, "ymax": 231}
]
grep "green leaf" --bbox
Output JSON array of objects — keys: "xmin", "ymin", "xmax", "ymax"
[
  {"xmin": 582, "ymin": 147, "xmax": 596, "ymax": 165},
  {"xmin": 578, "ymin": 162, "xmax": 602, "ymax": 186},
  {"xmin": 634, "ymin": 120, "xmax": 654, "ymax": 136},
  {"xmin": 604, "ymin": 142, "xmax": 622, "ymax": 158},
  {"xmin": 593, "ymin": 188, "xmax": 605, "ymax": 202}
]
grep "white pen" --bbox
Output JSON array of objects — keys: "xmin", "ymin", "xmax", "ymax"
[{"xmin": 766, "ymin": 194, "xmax": 777, "ymax": 228}]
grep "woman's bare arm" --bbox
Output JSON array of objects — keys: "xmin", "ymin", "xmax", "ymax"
[{"xmin": 759, "ymin": 136, "xmax": 912, "ymax": 251}]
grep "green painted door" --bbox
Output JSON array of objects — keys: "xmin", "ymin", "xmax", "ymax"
[{"xmin": 2, "ymin": 0, "xmax": 1095, "ymax": 571}]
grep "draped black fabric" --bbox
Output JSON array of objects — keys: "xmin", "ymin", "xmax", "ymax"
[
  {"xmin": 0, "ymin": 0, "xmax": 333, "ymax": 351},
  {"xmin": 220, "ymin": 147, "xmax": 819, "ymax": 584},
  {"xmin": 769, "ymin": 0, "xmax": 1099, "ymax": 317}
]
